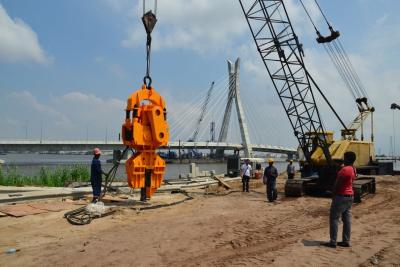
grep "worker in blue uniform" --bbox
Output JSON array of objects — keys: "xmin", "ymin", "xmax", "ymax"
[
  {"xmin": 91, "ymin": 147, "xmax": 105, "ymax": 203},
  {"xmin": 263, "ymin": 158, "xmax": 278, "ymax": 202}
]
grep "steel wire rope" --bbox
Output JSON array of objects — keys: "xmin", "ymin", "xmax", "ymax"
[
  {"xmin": 299, "ymin": 0, "xmax": 319, "ymax": 32},
  {"xmin": 330, "ymin": 41, "xmax": 364, "ymax": 98},
  {"xmin": 328, "ymin": 42, "xmax": 362, "ymax": 99},
  {"xmin": 311, "ymin": 0, "xmax": 372, "ymax": 104},
  {"xmin": 226, "ymin": 104, "xmax": 240, "ymax": 143},
  {"xmin": 323, "ymin": 43, "xmax": 357, "ymax": 100},
  {"xmin": 171, "ymin": 75, "xmax": 228, "ymax": 140},
  {"xmin": 190, "ymin": 76, "xmax": 232, "ymax": 141},
  {"xmin": 170, "ymin": 75, "xmax": 230, "ymax": 141},
  {"xmin": 298, "ymin": 0, "xmax": 361, "ymax": 101},
  {"xmin": 196, "ymin": 88, "xmax": 229, "ymax": 141},
  {"xmin": 168, "ymin": 75, "xmax": 228, "ymax": 134},
  {"xmin": 169, "ymin": 74, "xmax": 229, "ymax": 136},
  {"xmin": 241, "ymin": 93, "xmax": 264, "ymax": 145},
  {"xmin": 243, "ymin": 91, "xmax": 282, "ymax": 146},
  {"xmin": 336, "ymin": 39, "xmax": 371, "ymax": 103},
  {"xmin": 313, "ymin": 0, "xmax": 331, "ymax": 27},
  {"xmin": 196, "ymin": 78, "xmax": 233, "ymax": 141},
  {"xmin": 169, "ymin": 101, "xmax": 204, "ymax": 140},
  {"xmin": 241, "ymin": 100, "xmax": 260, "ymax": 144},
  {"xmin": 212, "ymin": 80, "xmax": 236, "ymax": 145},
  {"xmin": 213, "ymin": 76, "xmax": 240, "ymax": 143},
  {"xmin": 169, "ymin": 76, "xmax": 228, "ymax": 139}
]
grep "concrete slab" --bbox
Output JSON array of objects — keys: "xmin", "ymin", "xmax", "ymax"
[
  {"xmin": 0, "ymin": 187, "xmax": 92, "ymax": 204},
  {"xmin": 0, "ymin": 204, "xmax": 49, "ymax": 217}
]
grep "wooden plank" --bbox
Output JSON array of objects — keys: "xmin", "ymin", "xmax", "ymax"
[
  {"xmin": 0, "ymin": 204, "xmax": 48, "ymax": 217},
  {"xmin": 213, "ymin": 176, "xmax": 232, "ymax": 190},
  {"xmin": 29, "ymin": 203, "xmax": 71, "ymax": 212}
]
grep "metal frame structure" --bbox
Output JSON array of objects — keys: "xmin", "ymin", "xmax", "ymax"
[{"xmin": 238, "ymin": 0, "xmax": 331, "ymax": 163}]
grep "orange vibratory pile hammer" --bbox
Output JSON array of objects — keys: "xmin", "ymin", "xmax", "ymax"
[
  {"xmin": 122, "ymin": 85, "xmax": 169, "ymax": 200},
  {"xmin": 121, "ymin": 5, "xmax": 168, "ymax": 200}
]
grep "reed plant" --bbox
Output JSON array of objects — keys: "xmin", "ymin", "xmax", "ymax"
[{"xmin": 0, "ymin": 165, "xmax": 90, "ymax": 187}]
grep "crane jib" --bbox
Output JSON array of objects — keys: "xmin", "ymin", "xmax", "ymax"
[{"xmin": 238, "ymin": 0, "xmax": 333, "ymax": 163}]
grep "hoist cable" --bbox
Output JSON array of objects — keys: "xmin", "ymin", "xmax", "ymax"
[
  {"xmin": 327, "ymin": 43, "xmax": 360, "ymax": 98},
  {"xmin": 331, "ymin": 41, "xmax": 364, "ymax": 98},
  {"xmin": 313, "ymin": 0, "xmax": 331, "ymax": 27},
  {"xmin": 328, "ymin": 42, "xmax": 363, "ymax": 99},
  {"xmin": 323, "ymin": 44, "xmax": 357, "ymax": 100},
  {"xmin": 299, "ymin": 0, "xmax": 318, "ymax": 32},
  {"xmin": 336, "ymin": 39, "xmax": 371, "ymax": 103}
]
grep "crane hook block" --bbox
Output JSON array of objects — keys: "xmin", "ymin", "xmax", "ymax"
[{"xmin": 122, "ymin": 84, "xmax": 169, "ymax": 199}]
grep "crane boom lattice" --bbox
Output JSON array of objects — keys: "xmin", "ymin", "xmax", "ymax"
[{"xmin": 238, "ymin": 0, "xmax": 330, "ymax": 162}]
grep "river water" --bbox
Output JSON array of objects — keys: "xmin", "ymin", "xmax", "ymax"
[
  {"xmin": 2, "ymin": 153, "xmax": 398, "ymax": 181},
  {"xmin": 0, "ymin": 153, "xmax": 293, "ymax": 180}
]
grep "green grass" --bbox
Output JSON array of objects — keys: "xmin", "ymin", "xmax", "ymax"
[{"xmin": 0, "ymin": 165, "xmax": 90, "ymax": 187}]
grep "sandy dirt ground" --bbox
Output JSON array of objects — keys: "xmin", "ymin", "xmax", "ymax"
[{"xmin": 0, "ymin": 175, "xmax": 399, "ymax": 267}]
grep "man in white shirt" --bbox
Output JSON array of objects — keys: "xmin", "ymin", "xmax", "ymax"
[{"xmin": 241, "ymin": 159, "xmax": 252, "ymax": 192}]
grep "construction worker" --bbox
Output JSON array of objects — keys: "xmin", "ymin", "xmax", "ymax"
[
  {"xmin": 286, "ymin": 160, "xmax": 295, "ymax": 179},
  {"xmin": 241, "ymin": 159, "xmax": 252, "ymax": 192},
  {"xmin": 91, "ymin": 148, "xmax": 105, "ymax": 203},
  {"xmin": 263, "ymin": 158, "xmax": 278, "ymax": 202},
  {"xmin": 323, "ymin": 151, "xmax": 357, "ymax": 248}
]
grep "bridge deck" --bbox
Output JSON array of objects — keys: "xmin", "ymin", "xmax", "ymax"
[{"xmin": 0, "ymin": 140, "xmax": 296, "ymax": 154}]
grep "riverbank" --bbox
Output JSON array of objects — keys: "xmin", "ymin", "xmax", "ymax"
[
  {"xmin": 0, "ymin": 165, "xmax": 89, "ymax": 187},
  {"xmin": 0, "ymin": 174, "xmax": 399, "ymax": 266}
]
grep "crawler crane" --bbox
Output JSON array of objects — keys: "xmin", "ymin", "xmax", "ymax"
[{"xmin": 238, "ymin": 0, "xmax": 380, "ymax": 202}]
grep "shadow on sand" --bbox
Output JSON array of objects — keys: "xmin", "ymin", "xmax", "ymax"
[{"xmin": 302, "ymin": 239, "xmax": 323, "ymax": 247}]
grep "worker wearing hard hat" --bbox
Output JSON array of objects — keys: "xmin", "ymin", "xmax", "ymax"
[
  {"xmin": 286, "ymin": 159, "xmax": 295, "ymax": 180},
  {"xmin": 91, "ymin": 148, "xmax": 106, "ymax": 203},
  {"xmin": 241, "ymin": 159, "xmax": 252, "ymax": 192},
  {"xmin": 263, "ymin": 158, "xmax": 278, "ymax": 202}
]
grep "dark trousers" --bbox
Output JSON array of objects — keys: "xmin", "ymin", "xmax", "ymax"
[
  {"xmin": 329, "ymin": 195, "xmax": 353, "ymax": 244},
  {"xmin": 266, "ymin": 178, "xmax": 277, "ymax": 202},
  {"xmin": 91, "ymin": 177, "xmax": 102, "ymax": 198},
  {"xmin": 288, "ymin": 173, "xmax": 294, "ymax": 179},
  {"xmin": 242, "ymin": 175, "xmax": 250, "ymax": 192}
]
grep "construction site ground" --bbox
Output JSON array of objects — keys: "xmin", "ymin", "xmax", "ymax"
[{"xmin": 1, "ymin": 175, "xmax": 400, "ymax": 267}]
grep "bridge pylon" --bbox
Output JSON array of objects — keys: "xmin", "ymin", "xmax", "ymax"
[{"xmin": 216, "ymin": 58, "xmax": 253, "ymax": 158}]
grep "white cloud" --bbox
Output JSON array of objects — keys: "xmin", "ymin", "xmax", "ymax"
[
  {"xmin": 0, "ymin": 91, "xmax": 125, "ymax": 140},
  {"xmin": 0, "ymin": 4, "xmax": 50, "ymax": 64},
  {"xmin": 119, "ymin": 0, "xmax": 248, "ymax": 54},
  {"xmin": 118, "ymin": 0, "xmax": 322, "ymax": 55},
  {"xmin": 10, "ymin": 91, "xmax": 70, "ymax": 125}
]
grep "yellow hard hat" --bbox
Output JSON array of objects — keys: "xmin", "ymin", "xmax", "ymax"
[{"xmin": 268, "ymin": 158, "xmax": 274, "ymax": 163}]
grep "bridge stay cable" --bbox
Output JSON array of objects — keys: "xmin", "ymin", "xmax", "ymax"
[
  {"xmin": 169, "ymin": 75, "xmax": 231, "ymax": 141},
  {"xmin": 168, "ymin": 76, "xmax": 227, "ymax": 136}
]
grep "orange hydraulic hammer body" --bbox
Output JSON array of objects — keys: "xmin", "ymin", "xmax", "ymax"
[{"xmin": 122, "ymin": 85, "xmax": 169, "ymax": 199}]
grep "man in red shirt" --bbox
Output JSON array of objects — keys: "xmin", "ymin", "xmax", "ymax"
[{"xmin": 323, "ymin": 151, "xmax": 357, "ymax": 248}]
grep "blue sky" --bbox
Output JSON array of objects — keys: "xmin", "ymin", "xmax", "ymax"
[{"xmin": 0, "ymin": 0, "xmax": 399, "ymax": 155}]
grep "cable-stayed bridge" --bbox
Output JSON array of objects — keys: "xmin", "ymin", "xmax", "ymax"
[
  {"xmin": 0, "ymin": 140, "xmax": 296, "ymax": 155},
  {"xmin": 0, "ymin": 58, "xmax": 297, "ymax": 157}
]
